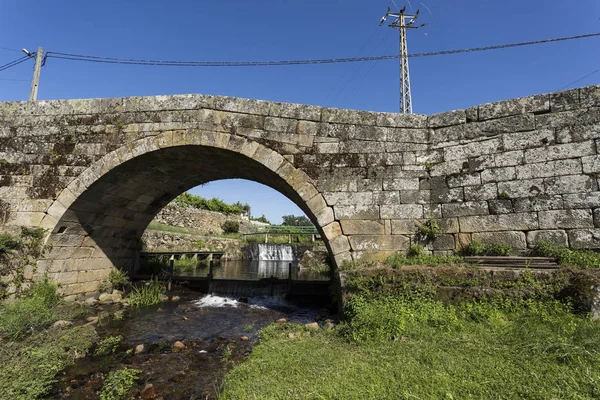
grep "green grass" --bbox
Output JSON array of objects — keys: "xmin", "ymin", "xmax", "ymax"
[
  {"xmin": 0, "ymin": 281, "xmax": 60, "ymax": 340},
  {"xmin": 128, "ymin": 279, "xmax": 165, "ymax": 307},
  {"xmin": 220, "ymin": 294, "xmax": 600, "ymax": 399},
  {"xmin": 100, "ymin": 367, "xmax": 141, "ymax": 400},
  {"xmin": 534, "ymin": 241, "xmax": 600, "ymax": 268}
]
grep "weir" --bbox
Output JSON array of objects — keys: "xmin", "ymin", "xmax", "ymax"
[{"xmin": 134, "ymin": 251, "xmax": 332, "ymax": 302}]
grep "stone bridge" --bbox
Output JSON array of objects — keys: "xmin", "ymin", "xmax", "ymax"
[{"xmin": 1, "ymin": 85, "xmax": 599, "ymax": 296}]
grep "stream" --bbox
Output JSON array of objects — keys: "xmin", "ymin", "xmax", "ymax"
[{"xmin": 48, "ymin": 287, "xmax": 334, "ymax": 399}]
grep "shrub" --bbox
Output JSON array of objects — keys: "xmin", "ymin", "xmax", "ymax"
[
  {"xmin": 0, "ymin": 281, "xmax": 59, "ymax": 339},
  {"xmin": 108, "ymin": 269, "xmax": 129, "ymax": 290},
  {"xmin": 408, "ymin": 243, "xmax": 425, "ymax": 257},
  {"xmin": 128, "ymin": 279, "xmax": 165, "ymax": 307},
  {"xmin": 222, "ymin": 220, "xmax": 239, "ymax": 234},
  {"xmin": 533, "ymin": 241, "xmax": 600, "ymax": 269},
  {"xmin": 95, "ymin": 335, "xmax": 123, "ymax": 356},
  {"xmin": 0, "ymin": 233, "xmax": 22, "ymax": 254},
  {"xmin": 459, "ymin": 240, "xmax": 512, "ymax": 256},
  {"xmin": 100, "ymin": 367, "xmax": 141, "ymax": 400},
  {"xmin": 417, "ymin": 218, "xmax": 443, "ymax": 241}
]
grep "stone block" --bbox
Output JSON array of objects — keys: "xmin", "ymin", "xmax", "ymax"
[
  {"xmin": 380, "ymin": 204, "xmax": 423, "ymax": 219},
  {"xmin": 431, "ymin": 187, "xmax": 464, "ymax": 204},
  {"xmin": 431, "ymin": 234, "xmax": 455, "ymax": 250},
  {"xmin": 481, "ymin": 167, "xmax": 517, "ymax": 184},
  {"xmin": 348, "ymin": 235, "xmax": 410, "ymax": 251},
  {"xmin": 376, "ymin": 112, "xmax": 427, "ymax": 128},
  {"xmin": 582, "ymin": 155, "xmax": 600, "ymax": 174},
  {"xmin": 494, "ymin": 150, "xmax": 525, "ymax": 167},
  {"xmin": 442, "ymin": 202, "xmax": 489, "ymax": 218},
  {"xmin": 352, "ymin": 251, "xmax": 398, "ymax": 263},
  {"xmin": 514, "ymin": 159, "xmax": 581, "ymax": 180},
  {"xmin": 545, "ymin": 175, "xmax": 594, "ymax": 195},
  {"xmin": 550, "ymin": 89, "xmax": 580, "ymax": 112},
  {"xmin": 329, "ymin": 235, "xmax": 351, "ymax": 255},
  {"xmin": 488, "ymin": 199, "xmax": 514, "ymax": 215},
  {"xmin": 478, "ymin": 94, "xmax": 549, "ymax": 120},
  {"xmin": 459, "ymin": 213, "xmax": 538, "ymax": 233},
  {"xmin": 447, "ymin": 173, "xmax": 481, "ymax": 188},
  {"xmin": 538, "ymin": 209, "xmax": 594, "ymax": 229},
  {"xmin": 315, "ymin": 207, "xmax": 335, "ymax": 227},
  {"xmin": 512, "ymin": 196, "xmax": 563, "ymax": 213},
  {"xmin": 444, "ymin": 138, "xmax": 502, "ymax": 161},
  {"xmin": 340, "ymin": 220, "xmax": 385, "ymax": 235},
  {"xmin": 595, "ymin": 209, "xmax": 600, "ymax": 228},
  {"xmin": 472, "ymin": 231, "xmax": 527, "ymax": 250},
  {"xmin": 428, "ymin": 110, "xmax": 466, "ymax": 128},
  {"xmin": 373, "ymin": 190, "xmax": 400, "ymax": 205},
  {"xmin": 306, "ymin": 194, "xmax": 327, "ymax": 214},
  {"xmin": 478, "ymin": 114, "xmax": 536, "ymax": 134},
  {"xmin": 580, "ymin": 85, "xmax": 600, "ymax": 107},
  {"xmin": 334, "ymin": 205, "xmax": 379, "ymax": 220},
  {"xmin": 497, "ymin": 179, "xmax": 544, "ymax": 198},
  {"xmin": 321, "ymin": 221, "xmax": 342, "ymax": 240},
  {"xmin": 383, "ymin": 178, "xmax": 420, "ymax": 191},
  {"xmin": 323, "ymin": 191, "xmax": 372, "ymax": 206},
  {"xmin": 524, "ymin": 141, "xmax": 595, "ymax": 164},
  {"xmin": 526, "ymin": 230, "xmax": 568, "ymax": 248},
  {"xmin": 568, "ymin": 229, "xmax": 600, "ymax": 249},
  {"xmin": 464, "ymin": 183, "xmax": 498, "ymax": 201}
]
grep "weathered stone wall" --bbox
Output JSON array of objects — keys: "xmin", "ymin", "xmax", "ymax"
[
  {"xmin": 141, "ymin": 230, "xmax": 243, "ymax": 260},
  {"xmin": 152, "ymin": 204, "xmax": 266, "ymax": 235},
  {"xmin": 0, "ymin": 85, "xmax": 598, "ymax": 295}
]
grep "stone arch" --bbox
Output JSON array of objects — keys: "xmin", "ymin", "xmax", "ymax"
[{"xmin": 39, "ymin": 130, "xmax": 348, "ymax": 296}]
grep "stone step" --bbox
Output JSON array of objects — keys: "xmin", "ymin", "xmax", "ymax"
[{"xmin": 463, "ymin": 256, "xmax": 559, "ymax": 269}]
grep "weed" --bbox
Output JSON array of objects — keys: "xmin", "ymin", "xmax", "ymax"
[
  {"xmin": 128, "ymin": 279, "xmax": 165, "ymax": 308},
  {"xmin": 408, "ymin": 243, "xmax": 425, "ymax": 257},
  {"xmin": 100, "ymin": 367, "xmax": 141, "ymax": 400},
  {"xmin": 108, "ymin": 269, "xmax": 129, "ymax": 289},
  {"xmin": 458, "ymin": 240, "xmax": 512, "ymax": 256},
  {"xmin": 95, "ymin": 335, "xmax": 123, "ymax": 356},
  {"xmin": 498, "ymin": 191, "xmax": 511, "ymax": 200},
  {"xmin": 0, "ymin": 281, "xmax": 59, "ymax": 340},
  {"xmin": 221, "ymin": 345, "xmax": 232, "ymax": 362},
  {"xmin": 417, "ymin": 217, "xmax": 443, "ymax": 241},
  {"xmin": 243, "ymin": 324, "xmax": 255, "ymax": 332},
  {"xmin": 533, "ymin": 241, "xmax": 600, "ymax": 268}
]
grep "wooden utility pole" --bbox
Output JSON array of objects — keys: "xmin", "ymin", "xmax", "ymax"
[{"xmin": 28, "ymin": 47, "xmax": 43, "ymax": 101}]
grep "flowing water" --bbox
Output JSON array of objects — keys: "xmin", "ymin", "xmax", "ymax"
[{"xmin": 49, "ymin": 288, "xmax": 334, "ymax": 399}]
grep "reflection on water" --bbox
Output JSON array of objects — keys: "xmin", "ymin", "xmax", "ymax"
[{"xmin": 176, "ymin": 259, "xmax": 329, "ymax": 281}]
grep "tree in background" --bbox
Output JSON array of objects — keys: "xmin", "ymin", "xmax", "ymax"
[
  {"xmin": 281, "ymin": 215, "xmax": 312, "ymax": 226},
  {"xmin": 250, "ymin": 214, "xmax": 270, "ymax": 224}
]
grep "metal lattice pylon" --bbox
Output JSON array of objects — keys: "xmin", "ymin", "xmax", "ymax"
[{"xmin": 380, "ymin": 7, "xmax": 425, "ymax": 114}]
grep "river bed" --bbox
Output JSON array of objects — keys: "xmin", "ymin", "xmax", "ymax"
[{"xmin": 48, "ymin": 288, "xmax": 334, "ymax": 399}]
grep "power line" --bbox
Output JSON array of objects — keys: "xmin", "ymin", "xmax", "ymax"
[
  {"xmin": 0, "ymin": 46, "xmax": 21, "ymax": 53},
  {"xmin": 559, "ymin": 67, "xmax": 600, "ymax": 91},
  {"xmin": 0, "ymin": 55, "xmax": 32, "ymax": 72},
  {"xmin": 43, "ymin": 32, "xmax": 600, "ymax": 68}
]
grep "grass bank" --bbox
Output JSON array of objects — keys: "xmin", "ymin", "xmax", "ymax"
[
  {"xmin": 220, "ymin": 252, "xmax": 600, "ymax": 399},
  {"xmin": 221, "ymin": 295, "xmax": 600, "ymax": 399},
  {"xmin": 0, "ymin": 282, "xmax": 97, "ymax": 400}
]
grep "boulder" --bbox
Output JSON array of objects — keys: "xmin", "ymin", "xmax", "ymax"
[
  {"xmin": 51, "ymin": 320, "xmax": 74, "ymax": 330},
  {"xmin": 172, "ymin": 341, "xmax": 185, "ymax": 352},
  {"xmin": 135, "ymin": 344, "xmax": 145, "ymax": 354},
  {"xmin": 305, "ymin": 322, "xmax": 319, "ymax": 330}
]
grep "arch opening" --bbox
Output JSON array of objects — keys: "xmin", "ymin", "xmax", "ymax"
[{"xmin": 40, "ymin": 141, "xmax": 341, "ymax": 296}]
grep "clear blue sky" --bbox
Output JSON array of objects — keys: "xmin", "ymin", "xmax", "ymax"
[{"xmin": 1, "ymin": 0, "xmax": 599, "ymax": 223}]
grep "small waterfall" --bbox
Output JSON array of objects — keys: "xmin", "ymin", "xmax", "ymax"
[
  {"xmin": 259, "ymin": 243, "xmax": 294, "ymax": 261},
  {"xmin": 246, "ymin": 243, "xmax": 295, "ymax": 261}
]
